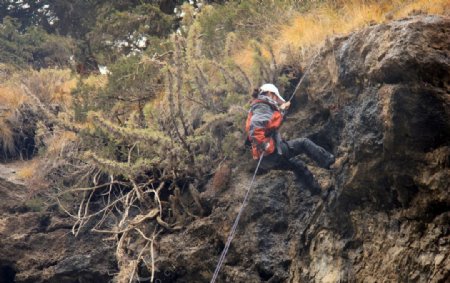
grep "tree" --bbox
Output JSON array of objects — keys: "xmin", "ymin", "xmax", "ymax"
[
  {"xmin": 0, "ymin": 0, "xmax": 51, "ymax": 30},
  {"xmin": 88, "ymin": 3, "xmax": 175, "ymax": 65},
  {"xmin": 0, "ymin": 16, "xmax": 74, "ymax": 68}
]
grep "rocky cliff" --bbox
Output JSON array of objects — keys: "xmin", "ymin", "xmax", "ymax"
[
  {"xmin": 156, "ymin": 15, "xmax": 450, "ymax": 282},
  {"xmin": 0, "ymin": 15, "xmax": 449, "ymax": 283}
]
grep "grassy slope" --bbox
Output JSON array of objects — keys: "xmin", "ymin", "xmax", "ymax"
[{"xmin": 234, "ymin": 0, "xmax": 450, "ymax": 72}]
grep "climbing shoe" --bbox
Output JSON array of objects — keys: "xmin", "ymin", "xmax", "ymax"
[{"xmin": 288, "ymin": 158, "xmax": 323, "ymax": 196}]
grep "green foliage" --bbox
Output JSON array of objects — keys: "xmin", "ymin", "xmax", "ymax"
[
  {"xmin": 143, "ymin": 35, "xmax": 174, "ymax": 57},
  {"xmin": 196, "ymin": 3, "xmax": 254, "ymax": 58},
  {"xmin": 223, "ymin": 91, "xmax": 245, "ymax": 109},
  {"xmin": 70, "ymin": 25, "xmax": 254, "ymax": 188},
  {"xmin": 72, "ymin": 55, "xmax": 166, "ymax": 124},
  {"xmin": 106, "ymin": 55, "xmax": 166, "ymax": 119},
  {"xmin": 88, "ymin": 4, "xmax": 175, "ymax": 65},
  {"xmin": 88, "ymin": 111, "xmax": 171, "ymax": 145},
  {"xmin": 83, "ymin": 150, "xmax": 161, "ymax": 177},
  {"xmin": 195, "ymin": 0, "xmax": 290, "ymax": 58},
  {"xmin": 0, "ymin": 17, "xmax": 74, "ymax": 68},
  {"xmin": 1, "ymin": 0, "xmax": 178, "ymax": 69},
  {"xmin": 222, "ymin": 132, "xmax": 241, "ymax": 160},
  {"xmin": 3, "ymin": 0, "xmax": 307, "ymax": 194},
  {"xmin": 48, "ymin": 0, "xmax": 103, "ymax": 38},
  {"xmin": 72, "ymin": 81, "xmax": 101, "ymax": 122},
  {"xmin": 0, "ymin": 1, "xmax": 53, "ymax": 31}
]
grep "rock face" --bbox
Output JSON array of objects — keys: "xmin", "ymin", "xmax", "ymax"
[
  {"xmin": 156, "ymin": 15, "xmax": 450, "ymax": 282},
  {"xmin": 0, "ymin": 15, "xmax": 448, "ymax": 283},
  {"xmin": 0, "ymin": 165, "xmax": 115, "ymax": 283}
]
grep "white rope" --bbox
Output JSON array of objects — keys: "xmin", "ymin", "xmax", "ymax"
[{"xmin": 210, "ymin": 154, "xmax": 264, "ymax": 283}]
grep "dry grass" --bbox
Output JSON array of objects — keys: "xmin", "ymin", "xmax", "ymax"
[
  {"xmin": 0, "ymin": 67, "xmax": 77, "ymax": 159},
  {"xmin": 17, "ymin": 159, "xmax": 40, "ymax": 180},
  {"xmin": 83, "ymin": 74, "xmax": 108, "ymax": 89},
  {"xmin": 0, "ymin": 68, "xmax": 76, "ymax": 110},
  {"xmin": 232, "ymin": 48, "xmax": 257, "ymax": 74},
  {"xmin": 20, "ymin": 68, "xmax": 77, "ymax": 110},
  {"xmin": 16, "ymin": 158, "xmax": 50, "ymax": 192},
  {"xmin": 394, "ymin": 0, "xmax": 450, "ymax": 18},
  {"xmin": 0, "ymin": 120, "xmax": 15, "ymax": 155},
  {"xmin": 45, "ymin": 130, "xmax": 78, "ymax": 156},
  {"xmin": 0, "ymin": 84, "xmax": 27, "ymax": 156},
  {"xmin": 0, "ymin": 85, "xmax": 27, "ymax": 108},
  {"xmin": 233, "ymin": 0, "xmax": 450, "ymax": 72},
  {"xmin": 274, "ymin": 0, "xmax": 449, "ymax": 56}
]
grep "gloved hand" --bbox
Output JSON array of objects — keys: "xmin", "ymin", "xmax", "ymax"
[
  {"xmin": 261, "ymin": 142, "xmax": 270, "ymax": 152},
  {"xmin": 280, "ymin": 101, "xmax": 291, "ymax": 110}
]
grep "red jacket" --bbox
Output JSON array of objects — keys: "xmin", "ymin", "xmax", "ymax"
[{"xmin": 245, "ymin": 95, "xmax": 285, "ymax": 159}]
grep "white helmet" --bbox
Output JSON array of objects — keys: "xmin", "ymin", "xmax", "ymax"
[{"xmin": 260, "ymin": 83, "xmax": 285, "ymax": 102}]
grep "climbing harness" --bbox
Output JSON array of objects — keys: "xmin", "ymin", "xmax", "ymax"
[{"xmin": 210, "ymin": 154, "xmax": 264, "ymax": 283}]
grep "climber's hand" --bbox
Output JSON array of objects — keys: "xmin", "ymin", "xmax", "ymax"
[{"xmin": 280, "ymin": 101, "xmax": 291, "ymax": 110}]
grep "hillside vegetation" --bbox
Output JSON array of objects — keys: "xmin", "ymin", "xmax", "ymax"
[{"xmin": 0, "ymin": 0, "xmax": 448, "ymax": 282}]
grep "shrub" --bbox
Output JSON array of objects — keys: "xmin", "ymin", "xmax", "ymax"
[{"xmin": 0, "ymin": 17, "xmax": 75, "ymax": 69}]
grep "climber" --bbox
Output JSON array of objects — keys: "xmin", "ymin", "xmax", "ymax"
[{"xmin": 245, "ymin": 83, "xmax": 335, "ymax": 195}]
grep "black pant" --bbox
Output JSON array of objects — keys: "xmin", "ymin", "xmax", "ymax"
[{"xmin": 260, "ymin": 138, "xmax": 334, "ymax": 192}]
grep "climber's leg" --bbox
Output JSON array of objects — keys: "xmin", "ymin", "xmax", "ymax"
[
  {"xmin": 286, "ymin": 158, "xmax": 322, "ymax": 195},
  {"xmin": 260, "ymin": 148, "xmax": 322, "ymax": 196},
  {"xmin": 256, "ymin": 152, "xmax": 284, "ymax": 173},
  {"xmin": 286, "ymin": 138, "xmax": 335, "ymax": 169}
]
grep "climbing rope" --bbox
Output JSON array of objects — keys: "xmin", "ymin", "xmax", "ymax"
[
  {"xmin": 210, "ymin": 154, "xmax": 264, "ymax": 283},
  {"xmin": 210, "ymin": 49, "xmax": 323, "ymax": 282}
]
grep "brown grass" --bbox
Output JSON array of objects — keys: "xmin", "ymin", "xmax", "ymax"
[
  {"xmin": 0, "ymin": 120, "xmax": 15, "ymax": 155},
  {"xmin": 233, "ymin": 0, "xmax": 450, "ymax": 72},
  {"xmin": 17, "ymin": 159, "xmax": 40, "ymax": 180},
  {"xmin": 16, "ymin": 158, "xmax": 50, "ymax": 193},
  {"xmin": 83, "ymin": 74, "xmax": 108, "ymax": 89},
  {"xmin": 20, "ymin": 68, "xmax": 77, "ymax": 109},
  {"xmin": 0, "ymin": 68, "xmax": 77, "ymax": 158},
  {"xmin": 45, "ymin": 130, "xmax": 78, "ymax": 156},
  {"xmin": 0, "ymin": 84, "xmax": 27, "ymax": 155},
  {"xmin": 0, "ymin": 85, "xmax": 26, "ymax": 107}
]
